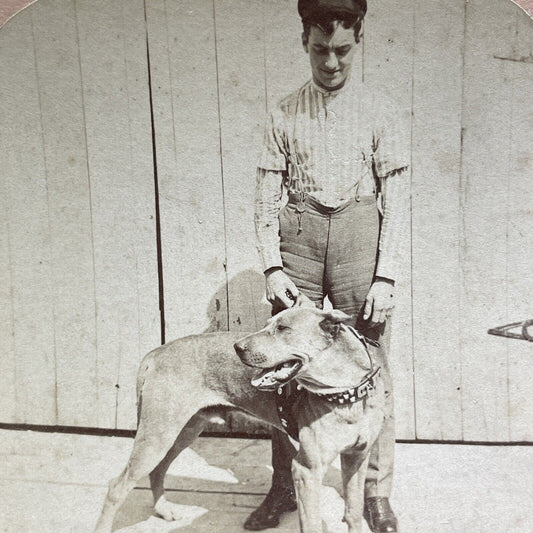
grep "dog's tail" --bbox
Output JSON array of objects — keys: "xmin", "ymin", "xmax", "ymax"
[{"xmin": 135, "ymin": 350, "xmax": 158, "ymax": 428}]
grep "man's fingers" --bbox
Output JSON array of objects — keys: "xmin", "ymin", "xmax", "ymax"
[
  {"xmin": 296, "ymin": 293, "xmax": 316, "ymax": 308},
  {"xmin": 276, "ymin": 283, "xmax": 299, "ymax": 308},
  {"xmin": 278, "ymin": 292, "xmax": 296, "ymax": 308},
  {"xmin": 363, "ymin": 296, "xmax": 373, "ymax": 320},
  {"xmin": 285, "ymin": 286, "xmax": 298, "ymax": 303},
  {"xmin": 371, "ymin": 305, "xmax": 383, "ymax": 324}
]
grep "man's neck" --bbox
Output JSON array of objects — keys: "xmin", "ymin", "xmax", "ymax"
[{"xmin": 311, "ymin": 72, "xmax": 354, "ymax": 95}]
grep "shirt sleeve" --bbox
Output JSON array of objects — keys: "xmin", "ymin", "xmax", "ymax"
[
  {"xmin": 254, "ymin": 167, "xmax": 284, "ymax": 272},
  {"xmin": 372, "ymin": 95, "xmax": 410, "ymax": 179},
  {"xmin": 375, "ymin": 167, "xmax": 410, "ymax": 281},
  {"xmin": 257, "ymin": 107, "xmax": 289, "ymax": 172}
]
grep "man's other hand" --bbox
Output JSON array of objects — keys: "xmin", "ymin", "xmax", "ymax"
[
  {"xmin": 363, "ymin": 278, "xmax": 395, "ymax": 326},
  {"xmin": 265, "ymin": 268, "xmax": 299, "ymax": 308}
]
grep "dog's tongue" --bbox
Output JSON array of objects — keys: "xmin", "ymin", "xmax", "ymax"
[{"xmin": 251, "ymin": 360, "xmax": 302, "ymax": 390}]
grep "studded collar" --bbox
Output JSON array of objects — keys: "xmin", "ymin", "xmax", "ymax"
[
  {"xmin": 275, "ymin": 325, "xmax": 381, "ymax": 439},
  {"xmin": 313, "ymin": 324, "xmax": 381, "ymax": 404}
]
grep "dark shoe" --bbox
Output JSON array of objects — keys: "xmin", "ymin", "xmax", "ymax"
[
  {"xmin": 364, "ymin": 497, "xmax": 398, "ymax": 532},
  {"xmin": 244, "ymin": 486, "xmax": 297, "ymax": 530}
]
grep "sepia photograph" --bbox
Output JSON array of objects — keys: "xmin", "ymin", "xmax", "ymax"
[{"xmin": 0, "ymin": 0, "xmax": 532, "ymax": 531}]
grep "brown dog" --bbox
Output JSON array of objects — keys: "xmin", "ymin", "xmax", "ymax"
[{"xmin": 94, "ymin": 307, "xmax": 385, "ymax": 533}]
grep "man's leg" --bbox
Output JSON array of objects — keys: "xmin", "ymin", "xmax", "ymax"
[
  {"xmin": 360, "ymin": 320, "xmax": 395, "ymax": 500},
  {"xmin": 245, "ymin": 204, "xmax": 327, "ymax": 531},
  {"xmin": 243, "ymin": 427, "xmax": 298, "ymax": 531},
  {"xmin": 360, "ymin": 320, "xmax": 398, "ymax": 533},
  {"xmin": 326, "ymin": 198, "xmax": 398, "ymax": 532}
]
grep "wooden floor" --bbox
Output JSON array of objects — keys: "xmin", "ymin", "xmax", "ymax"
[{"xmin": 0, "ymin": 429, "xmax": 532, "ymax": 532}]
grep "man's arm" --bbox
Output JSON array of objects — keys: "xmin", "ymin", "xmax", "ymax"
[
  {"xmin": 364, "ymin": 167, "xmax": 410, "ymax": 325},
  {"xmin": 375, "ymin": 166, "xmax": 410, "ymax": 282},
  {"xmin": 254, "ymin": 167, "xmax": 299, "ymax": 308}
]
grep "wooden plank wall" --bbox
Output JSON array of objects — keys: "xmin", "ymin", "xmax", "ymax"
[
  {"xmin": 0, "ymin": 0, "xmax": 160, "ymax": 429},
  {"xmin": 0, "ymin": 0, "xmax": 532, "ymax": 441},
  {"xmin": 146, "ymin": 0, "xmax": 229, "ymax": 341},
  {"xmin": 363, "ymin": 0, "xmax": 416, "ymax": 439},
  {"xmin": 506, "ymin": 8, "xmax": 533, "ymax": 442},
  {"xmin": 410, "ymin": 0, "xmax": 465, "ymax": 440},
  {"xmin": 460, "ymin": 0, "xmax": 533, "ymax": 442}
]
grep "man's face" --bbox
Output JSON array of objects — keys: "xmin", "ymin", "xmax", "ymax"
[{"xmin": 303, "ymin": 23, "xmax": 358, "ymax": 91}]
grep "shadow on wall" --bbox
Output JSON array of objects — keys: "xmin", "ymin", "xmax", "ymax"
[
  {"xmin": 202, "ymin": 268, "xmax": 272, "ymax": 436},
  {"xmin": 203, "ymin": 268, "xmax": 271, "ymax": 335}
]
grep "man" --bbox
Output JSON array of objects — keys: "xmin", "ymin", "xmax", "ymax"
[{"xmin": 247, "ymin": 1, "xmax": 410, "ymax": 531}]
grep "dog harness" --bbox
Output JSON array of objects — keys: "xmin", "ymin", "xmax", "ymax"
[{"xmin": 275, "ymin": 325, "xmax": 381, "ymax": 441}]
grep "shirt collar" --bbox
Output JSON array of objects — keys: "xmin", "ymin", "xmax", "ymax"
[{"xmin": 310, "ymin": 72, "xmax": 356, "ymax": 99}]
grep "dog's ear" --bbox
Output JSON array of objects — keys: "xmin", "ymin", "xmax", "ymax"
[{"xmin": 319, "ymin": 309, "xmax": 352, "ymax": 336}]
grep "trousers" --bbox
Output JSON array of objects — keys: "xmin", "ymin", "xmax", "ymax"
[{"xmin": 271, "ymin": 194, "xmax": 395, "ymax": 499}]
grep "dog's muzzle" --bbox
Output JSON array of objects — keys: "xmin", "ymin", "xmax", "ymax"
[
  {"xmin": 234, "ymin": 340, "xmax": 304, "ymax": 391},
  {"xmin": 249, "ymin": 359, "xmax": 303, "ymax": 391},
  {"xmin": 234, "ymin": 341, "xmax": 268, "ymax": 366}
]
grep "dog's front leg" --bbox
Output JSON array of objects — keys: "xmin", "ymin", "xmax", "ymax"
[
  {"xmin": 340, "ymin": 451, "xmax": 370, "ymax": 533},
  {"xmin": 292, "ymin": 456, "xmax": 325, "ymax": 533}
]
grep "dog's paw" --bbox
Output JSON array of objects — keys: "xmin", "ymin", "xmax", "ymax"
[{"xmin": 154, "ymin": 496, "xmax": 184, "ymax": 521}]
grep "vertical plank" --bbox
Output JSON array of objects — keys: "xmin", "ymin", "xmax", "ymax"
[
  {"xmin": 147, "ymin": 0, "xmax": 228, "ymax": 341},
  {"xmin": 31, "ymin": 0, "xmax": 97, "ymax": 427},
  {"xmin": 505, "ymin": 9, "xmax": 533, "ymax": 441},
  {"xmin": 363, "ymin": 0, "xmax": 416, "ymax": 440},
  {"xmin": 0, "ymin": 12, "xmax": 56, "ymax": 424},
  {"xmin": 216, "ymin": 0, "xmax": 271, "ymax": 333},
  {"xmin": 116, "ymin": 1, "xmax": 161, "ymax": 429},
  {"xmin": 0, "ymin": 15, "xmax": 19, "ymax": 422},
  {"xmin": 214, "ymin": 0, "xmax": 274, "ymax": 435},
  {"xmin": 460, "ymin": 0, "xmax": 519, "ymax": 442},
  {"xmin": 411, "ymin": 0, "xmax": 465, "ymax": 440},
  {"xmin": 0, "ymin": 142, "xmax": 16, "ymax": 422},
  {"xmin": 75, "ymin": 0, "xmax": 160, "ymax": 429}
]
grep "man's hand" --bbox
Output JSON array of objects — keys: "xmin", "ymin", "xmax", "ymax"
[
  {"xmin": 363, "ymin": 277, "xmax": 395, "ymax": 326},
  {"xmin": 265, "ymin": 268, "xmax": 299, "ymax": 309}
]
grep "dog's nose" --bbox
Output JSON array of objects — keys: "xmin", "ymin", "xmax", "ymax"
[{"xmin": 234, "ymin": 341, "xmax": 247, "ymax": 359}]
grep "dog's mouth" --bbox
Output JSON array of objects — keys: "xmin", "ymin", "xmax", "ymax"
[{"xmin": 250, "ymin": 359, "xmax": 303, "ymax": 391}]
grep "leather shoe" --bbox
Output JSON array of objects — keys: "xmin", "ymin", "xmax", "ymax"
[
  {"xmin": 244, "ymin": 485, "xmax": 297, "ymax": 530},
  {"xmin": 364, "ymin": 497, "xmax": 398, "ymax": 532}
]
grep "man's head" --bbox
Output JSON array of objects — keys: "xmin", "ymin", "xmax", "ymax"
[{"xmin": 298, "ymin": 0, "xmax": 367, "ymax": 91}]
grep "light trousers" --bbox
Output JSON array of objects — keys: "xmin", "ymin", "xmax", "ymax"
[{"xmin": 271, "ymin": 194, "xmax": 395, "ymax": 499}]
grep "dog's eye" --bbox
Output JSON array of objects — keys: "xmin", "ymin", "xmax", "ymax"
[{"xmin": 276, "ymin": 325, "xmax": 290, "ymax": 333}]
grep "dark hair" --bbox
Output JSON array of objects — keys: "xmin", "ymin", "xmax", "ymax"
[{"xmin": 302, "ymin": 7, "xmax": 366, "ymax": 44}]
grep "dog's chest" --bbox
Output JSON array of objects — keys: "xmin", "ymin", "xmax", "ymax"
[{"xmin": 332, "ymin": 400, "xmax": 366, "ymax": 424}]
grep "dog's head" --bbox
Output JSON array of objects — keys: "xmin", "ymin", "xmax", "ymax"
[{"xmin": 234, "ymin": 307, "xmax": 372, "ymax": 392}]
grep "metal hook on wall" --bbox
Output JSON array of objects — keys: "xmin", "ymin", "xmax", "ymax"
[{"xmin": 488, "ymin": 319, "xmax": 533, "ymax": 342}]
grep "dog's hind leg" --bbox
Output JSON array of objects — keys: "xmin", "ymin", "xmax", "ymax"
[
  {"xmin": 150, "ymin": 411, "xmax": 208, "ymax": 521},
  {"xmin": 340, "ymin": 451, "xmax": 370, "ymax": 533},
  {"xmin": 94, "ymin": 404, "xmax": 202, "ymax": 533}
]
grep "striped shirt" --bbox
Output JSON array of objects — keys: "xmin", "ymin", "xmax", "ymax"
[{"xmin": 254, "ymin": 76, "xmax": 410, "ymax": 281}]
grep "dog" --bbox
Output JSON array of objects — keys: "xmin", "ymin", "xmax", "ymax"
[{"xmin": 94, "ymin": 306, "xmax": 385, "ymax": 533}]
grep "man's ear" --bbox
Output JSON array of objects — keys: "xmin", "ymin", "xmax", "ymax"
[
  {"xmin": 319, "ymin": 309, "xmax": 352, "ymax": 336},
  {"xmin": 302, "ymin": 31, "xmax": 309, "ymax": 53}
]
